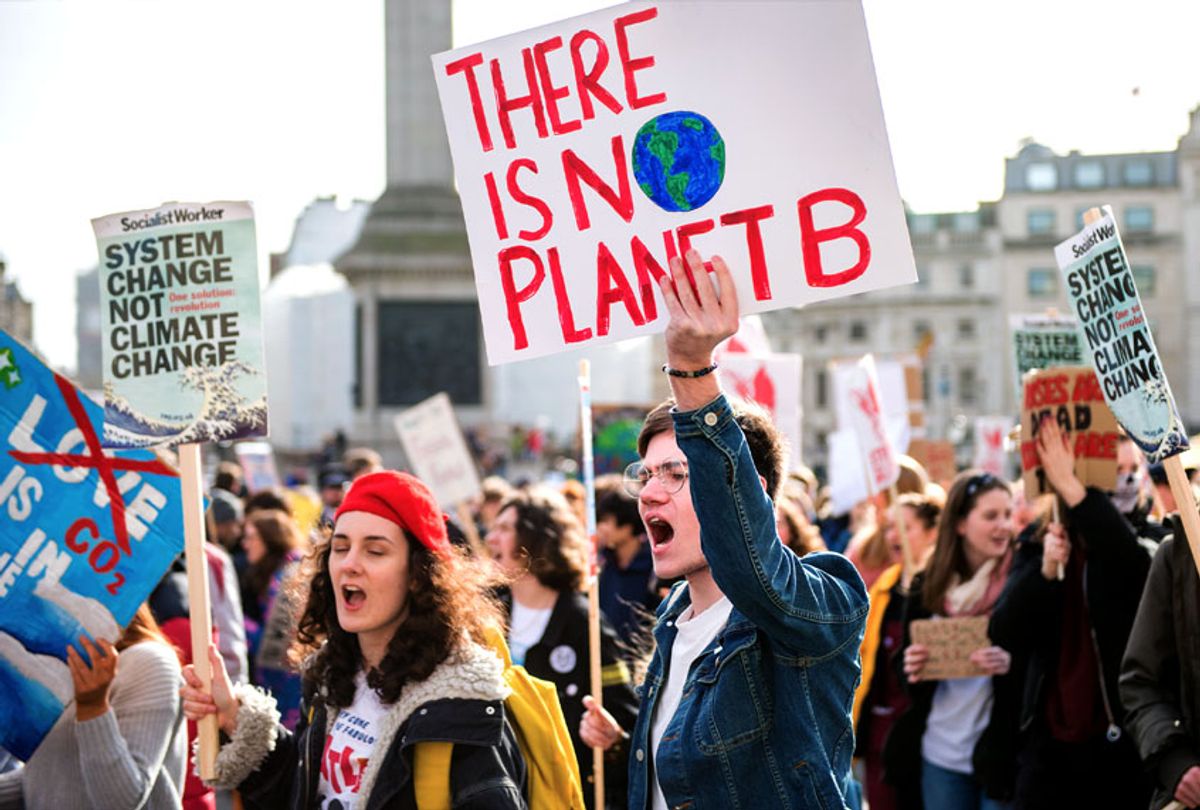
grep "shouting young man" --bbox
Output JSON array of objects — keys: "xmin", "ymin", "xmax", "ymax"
[{"xmin": 582, "ymin": 250, "xmax": 869, "ymax": 808}]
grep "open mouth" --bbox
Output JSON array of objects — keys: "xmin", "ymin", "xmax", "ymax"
[
  {"xmin": 646, "ymin": 517, "xmax": 675, "ymax": 551},
  {"xmin": 341, "ymin": 584, "xmax": 366, "ymax": 609}
]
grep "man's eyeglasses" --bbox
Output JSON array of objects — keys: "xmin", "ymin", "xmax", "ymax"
[{"xmin": 623, "ymin": 459, "xmax": 689, "ymax": 497}]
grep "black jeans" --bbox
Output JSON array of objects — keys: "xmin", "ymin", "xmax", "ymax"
[{"xmin": 1014, "ymin": 724, "xmax": 1150, "ymax": 810}]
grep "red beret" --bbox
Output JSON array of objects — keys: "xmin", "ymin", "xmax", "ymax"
[{"xmin": 334, "ymin": 471, "xmax": 450, "ymax": 557}]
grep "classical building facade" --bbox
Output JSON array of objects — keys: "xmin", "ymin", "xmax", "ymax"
[{"xmin": 0, "ymin": 259, "xmax": 33, "ymax": 348}]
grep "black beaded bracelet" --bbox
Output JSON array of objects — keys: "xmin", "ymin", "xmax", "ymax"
[{"xmin": 661, "ymin": 362, "xmax": 718, "ymax": 378}]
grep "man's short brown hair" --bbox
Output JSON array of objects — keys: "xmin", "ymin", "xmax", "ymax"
[{"xmin": 637, "ymin": 397, "xmax": 788, "ymax": 501}]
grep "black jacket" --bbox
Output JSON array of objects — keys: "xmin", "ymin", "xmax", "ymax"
[
  {"xmin": 501, "ymin": 590, "xmax": 639, "ymax": 810},
  {"xmin": 989, "ymin": 489, "xmax": 1152, "ymax": 738},
  {"xmin": 1121, "ymin": 524, "xmax": 1200, "ymax": 809},
  {"xmin": 882, "ymin": 572, "xmax": 1022, "ymax": 805}
]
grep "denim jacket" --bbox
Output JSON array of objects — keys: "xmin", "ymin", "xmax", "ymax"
[{"xmin": 627, "ymin": 395, "xmax": 869, "ymax": 810}]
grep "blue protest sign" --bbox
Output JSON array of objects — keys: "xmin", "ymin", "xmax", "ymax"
[{"xmin": 0, "ymin": 331, "xmax": 185, "ymax": 760}]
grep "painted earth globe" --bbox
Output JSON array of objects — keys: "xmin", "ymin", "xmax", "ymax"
[{"xmin": 631, "ymin": 110, "xmax": 726, "ymax": 213}]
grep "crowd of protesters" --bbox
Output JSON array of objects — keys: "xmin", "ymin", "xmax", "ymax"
[{"xmin": 7, "ymin": 249, "xmax": 1200, "ymax": 810}]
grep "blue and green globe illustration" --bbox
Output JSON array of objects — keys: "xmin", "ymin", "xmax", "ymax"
[{"xmin": 631, "ymin": 110, "xmax": 726, "ymax": 213}]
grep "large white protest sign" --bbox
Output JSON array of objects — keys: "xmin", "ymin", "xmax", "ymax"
[
  {"xmin": 717, "ymin": 352, "xmax": 802, "ymax": 468},
  {"xmin": 841, "ymin": 355, "xmax": 900, "ymax": 494},
  {"xmin": 973, "ymin": 416, "xmax": 1012, "ymax": 478},
  {"xmin": 1009, "ymin": 312, "xmax": 1084, "ymax": 406},
  {"xmin": 1055, "ymin": 206, "xmax": 1188, "ymax": 463},
  {"xmin": 93, "ymin": 201, "xmax": 268, "ymax": 449},
  {"xmin": 433, "ymin": 0, "xmax": 916, "ymax": 364},
  {"xmin": 394, "ymin": 393, "xmax": 482, "ymax": 508}
]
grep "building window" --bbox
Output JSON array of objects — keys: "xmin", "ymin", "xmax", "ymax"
[
  {"xmin": 1026, "ymin": 162, "xmax": 1058, "ymax": 191},
  {"xmin": 849, "ymin": 321, "xmax": 867, "ymax": 341},
  {"xmin": 953, "ymin": 212, "xmax": 979, "ymax": 233},
  {"xmin": 1124, "ymin": 159, "xmax": 1154, "ymax": 186},
  {"xmin": 957, "ymin": 319, "xmax": 976, "ymax": 340},
  {"xmin": 1133, "ymin": 265, "xmax": 1156, "ymax": 296},
  {"xmin": 815, "ymin": 368, "xmax": 828, "ymax": 409},
  {"xmin": 959, "ymin": 367, "xmax": 979, "ymax": 406},
  {"xmin": 1125, "ymin": 206, "xmax": 1154, "ymax": 232},
  {"xmin": 814, "ymin": 324, "xmax": 828, "ymax": 344},
  {"xmin": 1027, "ymin": 208, "xmax": 1056, "ymax": 236},
  {"xmin": 1074, "ymin": 161, "xmax": 1105, "ymax": 188},
  {"xmin": 1027, "ymin": 268, "xmax": 1058, "ymax": 298},
  {"xmin": 958, "ymin": 264, "xmax": 975, "ymax": 289},
  {"xmin": 909, "ymin": 215, "xmax": 936, "ymax": 234}
]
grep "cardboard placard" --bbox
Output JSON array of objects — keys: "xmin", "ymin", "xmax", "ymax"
[
  {"xmin": 93, "ymin": 201, "xmax": 268, "ymax": 449},
  {"xmin": 909, "ymin": 616, "xmax": 990, "ymax": 680},
  {"xmin": 1054, "ymin": 206, "xmax": 1187, "ymax": 463},
  {"xmin": 394, "ymin": 393, "xmax": 482, "ymax": 508},
  {"xmin": 432, "ymin": 1, "xmax": 916, "ymax": 364},
  {"xmin": 0, "ymin": 332, "xmax": 185, "ymax": 760},
  {"xmin": 908, "ymin": 439, "xmax": 957, "ymax": 487},
  {"xmin": 1019, "ymin": 366, "xmax": 1119, "ymax": 497},
  {"xmin": 717, "ymin": 352, "xmax": 803, "ymax": 468}
]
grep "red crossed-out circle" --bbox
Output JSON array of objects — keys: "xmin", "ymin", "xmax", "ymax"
[{"xmin": 7, "ymin": 374, "xmax": 178, "ymax": 556}]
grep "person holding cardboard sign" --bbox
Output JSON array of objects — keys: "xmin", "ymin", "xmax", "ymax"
[
  {"xmin": 990, "ymin": 417, "xmax": 1153, "ymax": 809},
  {"xmin": 579, "ymin": 250, "xmax": 869, "ymax": 809},
  {"xmin": 886, "ymin": 471, "xmax": 1018, "ymax": 810}
]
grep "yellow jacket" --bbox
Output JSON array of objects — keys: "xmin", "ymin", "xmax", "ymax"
[{"xmin": 852, "ymin": 563, "xmax": 903, "ymax": 731}]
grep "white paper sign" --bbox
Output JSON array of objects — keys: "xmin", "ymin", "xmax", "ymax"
[
  {"xmin": 433, "ymin": 0, "xmax": 917, "ymax": 365},
  {"xmin": 394, "ymin": 393, "xmax": 482, "ymax": 508},
  {"xmin": 972, "ymin": 416, "xmax": 1012, "ymax": 478},
  {"xmin": 717, "ymin": 352, "xmax": 802, "ymax": 468},
  {"xmin": 839, "ymin": 355, "xmax": 900, "ymax": 495}
]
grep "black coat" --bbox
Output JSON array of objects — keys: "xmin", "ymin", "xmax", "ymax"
[
  {"xmin": 237, "ymin": 694, "xmax": 527, "ymax": 810},
  {"xmin": 501, "ymin": 590, "xmax": 639, "ymax": 810},
  {"xmin": 1120, "ymin": 524, "xmax": 1200, "ymax": 809},
  {"xmin": 881, "ymin": 572, "xmax": 1022, "ymax": 806},
  {"xmin": 989, "ymin": 489, "xmax": 1152, "ymax": 738}
]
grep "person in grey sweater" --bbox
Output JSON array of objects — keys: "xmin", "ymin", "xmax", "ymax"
[{"xmin": 0, "ymin": 604, "xmax": 186, "ymax": 810}]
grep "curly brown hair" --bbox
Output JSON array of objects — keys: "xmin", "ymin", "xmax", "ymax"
[
  {"xmin": 499, "ymin": 487, "xmax": 590, "ymax": 593},
  {"xmin": 289, "ymin": 526, "xmax": 504, "ymax": 709}
]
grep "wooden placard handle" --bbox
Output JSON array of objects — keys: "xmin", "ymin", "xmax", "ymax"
[{"xmin": 180, "ymin": 443, "xmax": 218, "ymax": 779}]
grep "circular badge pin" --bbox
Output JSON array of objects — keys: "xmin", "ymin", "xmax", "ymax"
[{"xmin": 549, "ymin": 645, "xmax": 577, "ymax": 674}]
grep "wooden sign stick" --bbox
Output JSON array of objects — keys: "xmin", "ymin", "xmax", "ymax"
[
  {"xmin": 578, "ymin": 360, "xmax": 604, "ymax": 810},
  {"xmin": 180, "ymin": 442, "xmax": 217, "ymax": 779},
  {"xmin": 1052, "ymin": 497, "xmax": 1064, "ymax": 581},
  {"xmin": 1163, "ymin": 455, "xmax": 1200, "ymax": 581}
]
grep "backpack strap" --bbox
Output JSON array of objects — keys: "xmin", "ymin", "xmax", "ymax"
[{"xmin": 413, "ymin": 741, "xmax": 453, "ymax": 810}]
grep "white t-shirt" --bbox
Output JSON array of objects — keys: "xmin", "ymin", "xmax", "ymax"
[
  {"xmin": 317, "ymin": 672, "xmax": 388, "ymax": 809},
  {"xmin": 921, "ymin": 675, "xmax": 994, "ymax": 774},
  {"xmin": 650, "ymin": 596, "xmax": 734, "ymax": 810},
  {"xmin": 509, "ymin": 600, "xmax": 553, "ymax": 666}
]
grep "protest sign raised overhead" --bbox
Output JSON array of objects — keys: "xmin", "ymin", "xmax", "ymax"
[
  {"xmin": 840, "ymin": 355, "xmax": 900, "ymax": 495},
  {"xmin": 908, "ymin": 439, "xmax": 957, "ymax": 487},
  {"xmin": 234, "ymin": 441, "xmax": 281, "ymax": 493},
  {"xmin": 93, "ymin": 201, "xmax": 268, "ymax": 449},
  {"xmin": 1055, "ymin": 206, "xmax": 1187, "ymax": 463},
  {"xmin": 1019, "ymin": 366, "xmax": 1119, "ymax": 497},
  {"xmin": 394, "ymin": 393, "xmax": 482, "ymax": 509},
  {"xmin": 718, "ymin": 352, "xmax": 802, "ymax": 468},
  {"xmin": 1009, "ymin": 312, "xmax": 1084, "ymax": 406},
  {"xmin": 433, "ymin": 0, "xmax": 917, "ymax": 364},
  {"xmin": 0, "ymin": 332, "xmax": 184, "ymax": 760},
  {"xmin": 973, "ymin": 416, "xmax": 1012, "ymax": 478}
]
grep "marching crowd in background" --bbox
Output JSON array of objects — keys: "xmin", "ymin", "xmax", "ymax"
[{"xmin": 3, "ymin": 251, "xmax": 1200, "ymax": 810}]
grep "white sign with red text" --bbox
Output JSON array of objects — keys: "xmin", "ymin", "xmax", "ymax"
[
  {"xmin": 717, "ymin": 352, "xmax": 802, "ymax": 468},
  {"xmin": 839, "ymin": 355, "xmax": 900, "ymax": 495},
  {"xmin": 433, "ymin": 0, "xmax": 916, "ymax": 365},
  {"xmin": 973, "ymin": 416, "xmax": 1012, "ymax": 478}
]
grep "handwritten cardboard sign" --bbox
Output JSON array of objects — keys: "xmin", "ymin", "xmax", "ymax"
[
  {"xmin": 1020, "ymin": 366, "xmax": 1119, "ymax": 497},
  {"xmin": 432, "ymin": 1, "xmax": 917, "ymax": 364},
  {"xmin": 718, "ymin": 352, "xmax": 802, "ymax": 468},
  {"xmin": 908, "ymin": 438, "xmax": 957, "ymax": 487},
  {"xmin": 0, "ymin": 332, "xmax": 185, "ymax": 759},
  {"xmin": 394, "ymin": 393, "xmax": 481, "ymax": 508},
  {"xmin": 1055, "ymin": 207, "xmax": 1187, "ymax": 463},
  {"xmin": 910, "ymin": 616, "xmax": 989, "ymax": 680},
  {"xmin": 93, "ymin": 201, "xmax": 269, "ymax": 449}
]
